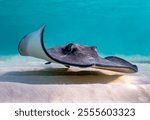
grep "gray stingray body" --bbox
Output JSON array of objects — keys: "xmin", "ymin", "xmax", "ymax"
[{"xmin": 18, "ymin": 25, "xmax": 138, "ymax": 73}]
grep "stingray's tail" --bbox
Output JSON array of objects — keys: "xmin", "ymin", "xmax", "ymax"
[{"xmin": 18, "ymin": 25, "xmax": 53, "ymax": 62}]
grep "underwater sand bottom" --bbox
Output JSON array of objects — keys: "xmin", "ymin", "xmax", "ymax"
[{"xmin": 0, "ymin": 56, "xmax": 150, "ymax": 102}]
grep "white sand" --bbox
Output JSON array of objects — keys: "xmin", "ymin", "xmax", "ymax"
[{"xmin": 0, "ymin": 56, "xmax": 150, "ymax": 102}]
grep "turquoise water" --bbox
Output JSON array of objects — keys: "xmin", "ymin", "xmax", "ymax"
[{"xmin": 0, "ymin": 0, "xmax": 150, "ymax": 56}]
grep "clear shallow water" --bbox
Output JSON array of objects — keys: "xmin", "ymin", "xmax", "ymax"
[{"xmin": 0, "ymin": 0, "xmax": 150, "ymax": 56}]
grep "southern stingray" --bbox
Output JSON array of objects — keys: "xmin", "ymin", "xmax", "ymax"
[{"xmin": 18, "ymin": 25, "xmax": 138, "ymax": 73}]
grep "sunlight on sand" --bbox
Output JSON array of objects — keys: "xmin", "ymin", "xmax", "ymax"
[{"xmin": 0, "ymin": 56, "xmax": 150, "ymax": 102}]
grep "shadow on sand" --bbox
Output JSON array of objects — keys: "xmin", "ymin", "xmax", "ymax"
[{"xmin": 0, "ymin": 68, "xmax": 122, "ymax": 85}]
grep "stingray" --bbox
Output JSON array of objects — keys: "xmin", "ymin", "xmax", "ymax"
[{"xmin": 18, "ymin": 25, "xmax": 138, "ymax": 73}]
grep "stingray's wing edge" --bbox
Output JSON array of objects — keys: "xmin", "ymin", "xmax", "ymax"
[
  {"xmin": 18, "ymin": 25, "xmax": 54, "ymax": 62},
  {"xmin": 93, "ymin": 56, "xmax": 138, "ymax": 73},
  {"xmin": 93, "ymin": 65, "xmax": 137, "ymax": 73}
]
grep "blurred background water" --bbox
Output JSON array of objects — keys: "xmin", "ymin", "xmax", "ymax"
[{"xmin": 0, "ymin": 0, "xmax": 150, "ymax": 56}]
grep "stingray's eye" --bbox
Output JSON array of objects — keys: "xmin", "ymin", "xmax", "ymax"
[
  {"xmin": 65, "ymin": 43, "xmax": 74, "ymax": 51},
  {"xmin": 90, "ymin": 46, "xmax": 97, "ymax": 51},
  {"xmin": 62, "ymin": 43, "xmax": 76, "ymax": 55}
]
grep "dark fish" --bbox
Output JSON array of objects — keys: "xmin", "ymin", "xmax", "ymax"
[{"xmin": 18, "ymin": 25, "xmax": 138, "ymax": 73}]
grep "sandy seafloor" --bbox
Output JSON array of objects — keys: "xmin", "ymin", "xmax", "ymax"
[{"xmin": 0, "ymin": 56, "xmax": 150, "ymax": 102}]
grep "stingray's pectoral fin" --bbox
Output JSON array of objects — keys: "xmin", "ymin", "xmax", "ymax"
[
  {"xmin": 105, "ymin": 56, "xmax": 138, "ymax": 73},
  {"xmin": 18, "ymin": 24, "xmax": 54, "ymax": 63}
]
